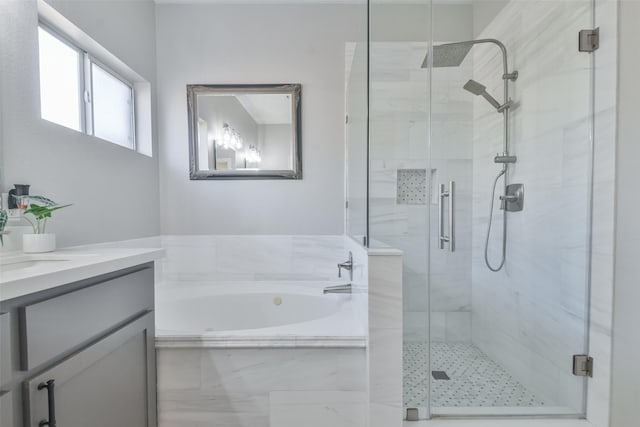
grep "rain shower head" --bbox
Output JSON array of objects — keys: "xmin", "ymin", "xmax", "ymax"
[
  {"xmin": 421, "ymin": 41, "xmax": 474, "ymax": 68},
  {"xmin": 463, "ymin": 79, "xmax": 502, "ymax": 110}
]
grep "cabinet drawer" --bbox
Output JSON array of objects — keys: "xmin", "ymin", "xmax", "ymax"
[
  {"xmin": 0, "ymin": 313, "xmax": 11, "ymax": 387},
  {"xmin": 19, "ymin": 267, "xmax": 153, "ymax": 370}
]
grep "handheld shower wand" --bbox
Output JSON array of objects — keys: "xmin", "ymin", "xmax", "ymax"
[{"xmin": 425, "ymin": 39, "xmax": 519, "ymax": 272}]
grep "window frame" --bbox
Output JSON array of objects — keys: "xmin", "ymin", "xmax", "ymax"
[
  {"xmin": 38, "ymin": 22, "xmax": 137, "ymax": 151},
  {"xmin": 87, "ymin": 57, "xmax": 137, "ymax": 150}
]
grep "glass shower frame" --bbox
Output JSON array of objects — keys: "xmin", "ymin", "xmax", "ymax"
[{"xmin": 355, "ymin": 0, "xmax": 598, "ymax": 421}]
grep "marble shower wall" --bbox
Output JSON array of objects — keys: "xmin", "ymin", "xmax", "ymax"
[
  {"xmin": 429, "ymin": 56, "xmax": 475, "ymax": 343},
  {"xmin": 469, "ymin": 0, "xmax": 594, "ymax": 411},
  {"xmin": 369, "ymin": 42, "xmax": 474, "ymax": 343}
]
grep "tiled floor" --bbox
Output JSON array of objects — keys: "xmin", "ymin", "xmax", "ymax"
[{"xmin": 404, "ymin": 341, "xmax": 544, "ymax": 408}]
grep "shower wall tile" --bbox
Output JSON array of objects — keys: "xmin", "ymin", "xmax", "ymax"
[
  {"xmin": 469, "ymin": 0, "xmax": 614, "ymax": 417},
  {"xmin": 369, "ymin": 41, "xmax": 474, "ymax": 347}
]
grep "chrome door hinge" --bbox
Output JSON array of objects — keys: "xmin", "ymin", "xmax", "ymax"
[
  {"xmin": 579, "ymin": 28, "xmax": 599, "ymax": 52},
  {"xmin": 573, "ymin": 354, "xmax": 594, "ymax": 377}
]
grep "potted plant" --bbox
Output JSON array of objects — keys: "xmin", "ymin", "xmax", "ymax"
[
  {"xmin": 20, "ymin": 196, "xmax": 71, "ymax": 253},
  {"xmin": 0, "ymin": 209, "xmax": 7, "ymax": 246}
]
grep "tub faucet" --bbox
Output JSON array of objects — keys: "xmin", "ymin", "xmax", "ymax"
[
  {"xmin": 323, "ymin": 284, "xmax": 352, "ymax": 294},
  {"xmin": 337, "ymin": 251, "xmax": 353, "ymax": 281}
]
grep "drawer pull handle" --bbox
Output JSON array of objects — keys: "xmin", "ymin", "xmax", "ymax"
[{"xmin": 38, "ymin": 379, "xmax": 56, "ymax": 427}]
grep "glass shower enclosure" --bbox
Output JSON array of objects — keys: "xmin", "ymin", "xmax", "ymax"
[{"xmin": 347, "ymin": 0, "xmax": 595, "ymax": 420}]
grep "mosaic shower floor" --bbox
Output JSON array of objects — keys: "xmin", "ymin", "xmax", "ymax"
[{"xmin": 404, "ymin": 341, "xmax": 545, "ymax": 408}]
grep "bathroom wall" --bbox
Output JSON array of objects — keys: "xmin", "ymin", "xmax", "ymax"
[
  {"xmin": 610, "ymin": 1, "xmax": 640, "ymax": 425},
  {"xmin": 155, "ymin": 4, "xmax": 366, "ymax": 235},
  {"xmin": 470, "ymin": 0, "xmax": 599, "ymax": 410},
  {"xmin": 0, "ymin": 0, "xmax": 161, "ymax": 247}
]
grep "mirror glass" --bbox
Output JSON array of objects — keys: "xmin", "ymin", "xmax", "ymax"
[{"xmin": 187, "ymin": 84, "xmax": 302, "ymax": 179}]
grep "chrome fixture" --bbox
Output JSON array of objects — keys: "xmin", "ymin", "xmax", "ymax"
[
  {"xmin": 500, "ymin": 184, "xmax": 524, "ymax": 212},
  {"xmin": 463, "ymin": 80, "xmax": 506, "ymax": 111},
  {"xmin": 323, "ymin": 284, "xmax": 352, "ymax": 294},
  {"xmin": 438, "ymin": 181, "xmax": 455, "ymax": 252},
  {"xmin": 337, "ymin": 251, "xmax": 353, "ymax": 280},
  {"xmin": 494, "ymin": 154, "xmax": 517, "ymax": 164},
  {"xmin": 424, "ymin": 38, "xmax": 520, "ymax": 272}
]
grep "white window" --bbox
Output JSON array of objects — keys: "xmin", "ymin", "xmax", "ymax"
[
  {"xmin": 37, "ymin": 24, "xmax": 136, "ymax": 150},
  {"xmin": 91, "ymin": 63, "xmax": 134, "ymax": 148},
  {"xmin": 38, "ymin": 26, "xmax": 82, "ymax": 132}
]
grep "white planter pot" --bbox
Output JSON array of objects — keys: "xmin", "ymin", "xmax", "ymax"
[{"xmin": 23, "ymin": 233, "xmax": 56, "ymax": 253}]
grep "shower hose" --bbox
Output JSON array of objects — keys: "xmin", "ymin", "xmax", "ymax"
[{"xmin": 485, "ymin": 168, "xmax": 507, "ymax": 272}]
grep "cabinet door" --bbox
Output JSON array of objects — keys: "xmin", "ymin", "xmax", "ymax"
[
  {"xmin": 0, "ymin": 391, "xmax": 13, "ymax": 427},
  {"xmin": 26, "ymin": 313, "xmax": 155, "ymax": 427}
]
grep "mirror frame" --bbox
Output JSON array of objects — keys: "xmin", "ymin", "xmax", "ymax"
[{"xmin": 187, "ymin": 84, "xmax": 302, "ymax": 180}]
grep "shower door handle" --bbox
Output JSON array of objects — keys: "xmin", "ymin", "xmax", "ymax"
[{"xmin": 438, "ymin": 181, "xmax": 455, "ymax": 252}]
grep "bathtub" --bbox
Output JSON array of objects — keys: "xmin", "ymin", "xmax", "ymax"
[
  {"xmin": 155, "ymin": 282, "xmax": 367, "ymax": 348},
  {"xmin": 155, "ymin": 282, "xmax": 368, "ymax": 427}
]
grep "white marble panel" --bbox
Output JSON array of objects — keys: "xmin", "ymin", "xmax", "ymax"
[
  {"xmin": 270, "ymin": 391, "xmax": 366, "ymax": 427},
  {"xmin": 157, "ymin": 347, "xmax": 366, "ymax": 427},
  {"xmin": 368, "ymin": 251, "xmax": 403, "ymax": 427},
  {"xmin": 158, "ymin": 235, "xmax": 346, "ymax": 283}
]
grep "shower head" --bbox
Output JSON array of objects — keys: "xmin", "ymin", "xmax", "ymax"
[
  {"xmin": 462, "ymin": 79, "xmax": 486, "ymax": 96},
  {"xmin": 463, "ymin": 79, "xmax": 502, "ymax": 110},
  {"xmin": 421, "ymin": 41, "xmax": 474, "ymax": 68}
]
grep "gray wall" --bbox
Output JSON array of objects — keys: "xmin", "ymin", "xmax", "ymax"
[
  {"xmin": 610, "ymin": 1, "xmax": 640, "ymax": 425},
  {"xmin": 0, "ymin": 0, "xmax": 160, "ymax": 247},
  {"xmin": 155, "ymin": 4, "xmax": 365, "ymax": 235}
]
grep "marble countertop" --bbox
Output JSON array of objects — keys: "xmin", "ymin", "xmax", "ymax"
[{"xmin": 0, "ymin": 247, "xmax": 165, "ymax": 302}]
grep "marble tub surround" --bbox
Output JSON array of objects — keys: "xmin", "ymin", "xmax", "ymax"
[
  {"xmin": 159, "ymin": 235, "xmax": 348, "ymax": 282},
  {"xmin": 0, "ymin": 247, "xmax": 164, "ymax": 301},
  {"xmin": 156, "ymin": 235, "xmax": 371, "ymax": 427},
  {"xmin": 157, "ymin": 347, "xmax": 367, "ymax": 427}
]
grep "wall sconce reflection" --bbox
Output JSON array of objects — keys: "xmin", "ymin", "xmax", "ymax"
[
  {"xmin": 217, "ymin": 123, "xmax": 243, "ymax": 150},
  {"xmin": 244, "ymin": 145, "xmax": 262, "ymax": 167}
]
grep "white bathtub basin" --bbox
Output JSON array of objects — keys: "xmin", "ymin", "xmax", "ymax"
[{"xmin": 155, "ymin": 282, "xmax": 367, "ymax": 348}]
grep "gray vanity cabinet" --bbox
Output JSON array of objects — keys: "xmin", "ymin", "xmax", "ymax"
[
  {"xmin": 0, "ymin": 391, "xmax": 14, "ymax": 426},
  {"xmin": 0, "ymin": 263, "xmax": 156, "ymax": 427},
  {"xmin": 27, "ymin": 314, "xmax": 153, "ymax": 427}
]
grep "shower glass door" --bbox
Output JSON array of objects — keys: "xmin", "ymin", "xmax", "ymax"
[{"xmin": 427, "ymin": 0, "xmax": 594, "ymax": 417}]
